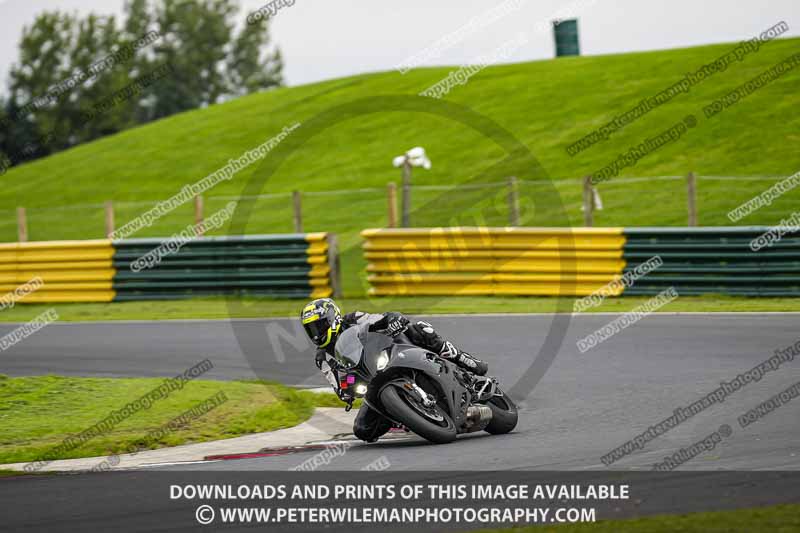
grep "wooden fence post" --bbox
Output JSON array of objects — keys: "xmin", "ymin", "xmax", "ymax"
[
  {"xmin": 387, "ymin": 182, "xmax": 398, "ymax": 228},
  {"xmin": 194, "ymin": 195, "xmax": 204, "ymax": 235},
  {"xmin": 326, "ymin": 233, "xmax": 342, "ymax": 298},
  {"xmin": 104, "ymin": 201, "xmax": 115, "ymax": 238},
  {"xmin": 401, "ymin": 161, "xmax": 412, "ymax": 228},
  {"xmin": 508, "ymin": 176, "xmax": 520, "ymax": 226},
  {"xmin": 293, "ymin": 191, "xmax": 303, "ymax": 233},
  {"xmin": 582, "ymin": 176, "xmax": 594, "ymax": 227},
  {"xmin": 16, "ymin": 207, "xmax": 27, "ymax": 242},
  {"xmin": 687, "ymin": 172, "xmax": 697, "ymax": 226}
]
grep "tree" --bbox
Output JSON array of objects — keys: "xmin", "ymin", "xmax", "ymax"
[
  {"xmin": 122, "ymin": 0, "xmax": 157, "ymax": 122},
  {"xmin": 5, "ymin": 11, "xmax": 130, "ymax": 152},
  {"xmin": 0, "ymin": 0, "xmax": 284, "ymax": 170},
  {"xmin": 146, "ymin": 0, "xmax": 283, "ymax": 117},
  {"xmin": 0, "ymin": 96, "xmax": 49, "ymax": 172},
  {"xmin": 66, "ymin": 14, "xmax": 133, "ymax": 144},
  {"xmin": 227, "ymin": 15, "xmax": 284, "ymax": 98}
]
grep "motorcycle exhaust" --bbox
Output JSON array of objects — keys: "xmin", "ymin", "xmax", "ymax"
[{"xmin": 463, "ymin": 404, "xmax": 493, "ymax": 433}]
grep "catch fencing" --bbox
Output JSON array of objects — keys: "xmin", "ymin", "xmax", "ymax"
[{"xmin": 6, "ymin": 175, "xmax": 799, "ymax": 243}]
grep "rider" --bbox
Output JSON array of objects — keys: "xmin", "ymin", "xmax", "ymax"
[{"xmin": 300, "ymin": 298, "xmax": 489, "ymax": 442}]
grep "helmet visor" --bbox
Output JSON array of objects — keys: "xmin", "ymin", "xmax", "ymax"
[{"xmin": 303, "ymin": 317, "xmax": 331, "ymax": 345}]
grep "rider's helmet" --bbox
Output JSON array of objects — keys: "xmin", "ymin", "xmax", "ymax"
[{"xmin": 301, "ymin": 298, "xmax": 342, "ymax": 348}]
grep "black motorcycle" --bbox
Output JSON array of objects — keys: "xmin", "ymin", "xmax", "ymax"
[{"xmin": 333, "ymin": 322, "xmax": 518, "ymax": 444}]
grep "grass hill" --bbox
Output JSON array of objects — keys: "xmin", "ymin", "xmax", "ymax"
[{"xmin": 2, "ymin": 37, "xmax": 799, "ymax": 295}]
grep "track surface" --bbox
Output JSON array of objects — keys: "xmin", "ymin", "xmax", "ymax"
[
  {"xmin": 1, "ymin": 314, "xmax": 798, "ymax": 471},
  {"xmin": 3, "ymin": 314, "xmax": 799, "ymax": 531}
]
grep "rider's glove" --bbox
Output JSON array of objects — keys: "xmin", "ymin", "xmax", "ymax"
[
  {"xmin": 372, "ymin": 312, "xmax": 409, "ymax": 337},
  {"xmin": 314, "ymin": 349, "xmax": 328, "ymax": 370}
]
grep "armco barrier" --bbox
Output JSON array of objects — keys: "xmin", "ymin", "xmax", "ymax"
[
  {"xmin": 361, "ymin": 228, "xmax": 627, "ymax": 296},
  {"xmin": 0, "ymin": 240, "xmax": 115, "ymax": 302},
  {"xmin": 623, "ymin": 227, "xmax": 800, "ymax": 296},
  {"xmin": 0, "ymin": 233, "xmax": 339, "ymax": 303},
  {"xmin": 363, "ymin": 227, "xmax": 800, "ymax": 297}
]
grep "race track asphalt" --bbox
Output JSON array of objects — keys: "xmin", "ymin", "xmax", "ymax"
[
  {"xmin": 1, "ymin": 313, "xmax": 798, "ymax": 471},
  {"xmin": 2, "ymin": 313, "xmax": 799, "ymax": 531}
]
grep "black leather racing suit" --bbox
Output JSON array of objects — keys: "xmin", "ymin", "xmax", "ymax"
[{"xmin": 315, "ymin": 311, "xmax": 486, "ymax": 442}]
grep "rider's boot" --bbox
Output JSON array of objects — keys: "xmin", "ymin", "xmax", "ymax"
[{"xmin": 439, "ymin": 341, "xmax": 488, "ymax": 376}]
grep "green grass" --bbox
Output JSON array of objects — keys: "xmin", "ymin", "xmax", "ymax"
[
  {"xmin": 476, "ymin": 504, "xmax": 800, "ymax": 532},
  {"xmin": 0, "ymin": 294, "xmax": 799, "ymax": 323},
  {"xmin": 0, "ymin": 374, "xmax": 344, "ymax": 465},
  {"xmin": 0, "ymin": 469, "xmax": 39, "ymax": 478},
  {"xmin": 2, "ymin": 37, "xmax": 799, "ymax": 296}
]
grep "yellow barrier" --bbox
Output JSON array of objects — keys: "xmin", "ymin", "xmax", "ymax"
[
  {"xmin": 361, "ymin": 228, "xmax": 627, "ymax": 297},
  {"xmin": 305, "ymin": 233, "xmax": 337, "ymax": 298},
  {"xmin": 0, "ymin": 240, "xmax": 115, "ymax": 303}
]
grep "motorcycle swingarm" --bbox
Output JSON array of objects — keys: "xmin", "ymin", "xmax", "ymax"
[{"xmin": 472, "ymin": 377, "xmax": 501, "ymax": 402}]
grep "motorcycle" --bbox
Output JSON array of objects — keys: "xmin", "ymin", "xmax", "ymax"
[{"xmin": 333, "ymin": 322, "xmax": 518, "ymax": 444}]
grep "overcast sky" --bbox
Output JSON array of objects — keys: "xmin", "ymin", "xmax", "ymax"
[{"xmin": 0, "ymin": 0, "xmax": 798, "ymax": 92}]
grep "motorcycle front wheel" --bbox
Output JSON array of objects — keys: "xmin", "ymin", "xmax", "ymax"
[{"xmin": 380, "ymin": 385, "xmax": 456, "ymax": 444}]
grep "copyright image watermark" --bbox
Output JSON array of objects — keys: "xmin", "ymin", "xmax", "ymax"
[
  {"xmin": 89, "ymin": 391, "xmax": 228, "ymax": 471},
  {"xmin": 80, "ymin": 63, "xmax": 173, "ymax": 123},
  {"xmin": 532, "ymin": 0, "xmax": 600, "ymax": 35},
  {"xmin": 738, "ymin": 380, "xmax": 800, "ymax": 428},
  {"xmin": 703, "ymin": 50, "xmax": 800, "ymax": 121},
  {"xmin": 398, "ymin": 0, "xmax": 599, "ymax": 74},
  {"xmin": 0, "ymin": 308, "xmax": 58, "ymax": 352},
  {"xmin": 573, "ymin": 256, "xmax": 662, "ymax": 312},
  {"xmin": 0, "ymin": 132, "xmax": 54, "ymax": 176},
  {"xmin": 0, "ymin": 64, "xmax": 173, "ymax": 176},
  {"xmin": 397, "ymin": 0, "xmax": 526, "ymax": 74},
  {"xmin": 567, "ymin": 21, "xmax": 789, "ymax": 156},
  {"xmin": 419, "ymin": 33, "xmax": 528, "ymax": 99},
  {"xmin": 0, "ymin": 276, "xmax": 44, "ymax": 310},
  {"xmin": 361, "ymin": 455, "xmax": 391, "ymax": 472},
  {"xmin": 290, "ymin": 442, "xmax": 351, "ymax": 472},
  {"xmin": 589, "ymin": 116, "xmax": 696, "ymax": 185},
  {"xmin": 728, "ymin": 169, "xmax": 800, "ymax": 222},
  {"xmin": 749, "ymin": 211, "xmax": 800, "ymax": 252},
  {"xmin": 576, "ymin": 287, "xmax": 678, "ymax": 353},
  {"xmin": 651, "ymin": 424, "xmax": 732, "ymax": 471},
  {"xmin": 111, "ymin": 123, "xmax": 299, "ymax": 240},
  {"xmin": 130, "ymin": 201, "xmax": 237, "ymax": 272},
  {"xmin": 601, "ymin": 337, "xmax": 798, "ymax": 466},
  {"xmin": 24, "ymin": 359, "xmax": 213, "ymax": 472},
  {"xmin": 247, "ymin": 0, "xmax": 295, "ymax": 25},
  {"xmin": 0, "ymin": 30, "xmax": 161, "ymax": 128}
]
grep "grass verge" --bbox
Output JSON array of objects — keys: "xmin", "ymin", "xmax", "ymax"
[
  {"xmin": 477, "ymin": 504, "xmax": 800, "ymax": 532},
  {"xmin": 0, "ymin": 374, "xmax": 344, "ymax": 465},
  {"xmin": 1, "ymin": 38, "xmax": 799, "ymax": 295},
  {"xmin": 1, "ymin": 295, "xmax": 799, "ymax": 323}
]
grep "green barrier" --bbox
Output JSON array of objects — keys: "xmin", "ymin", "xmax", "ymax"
[
  {"xmin": 113, "ymin": 289, "xmax": 315, "ymax": 301},
  {"xmin": 623, "ymin": 227, "xmax": 800, "ymax": 296},
  {"xmin": 112, "ymin": 233, "xmax": 338, "ymax": 300}
]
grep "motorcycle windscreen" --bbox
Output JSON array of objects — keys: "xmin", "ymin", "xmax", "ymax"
[
  {"xmin": 359, "ymin": 331, "xmax": 394, "ymax": 376},
  {"xmin": 334, "ymin": 327, "xmax": 364, "ymax": 369},
  {"xmin": 334, "ymin": 326, "xmax": 393, "ymax": 373}
]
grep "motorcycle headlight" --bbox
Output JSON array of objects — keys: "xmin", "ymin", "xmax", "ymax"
[
  {"xmin": 376, "ymin": 350, "xmax": 390, "ymax": 371},
  {"xmin": 355, "ymin": 383, "xmax": 368, "ymax": 395}
]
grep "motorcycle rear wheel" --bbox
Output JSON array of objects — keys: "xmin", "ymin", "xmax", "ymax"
[
  {"xmin": 483, "ymin": 393, "xmax": 518, "ymax": 434},
  {"xmin": 380, "ymin": 385, "xmax": 456, "ymax": 444}
]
